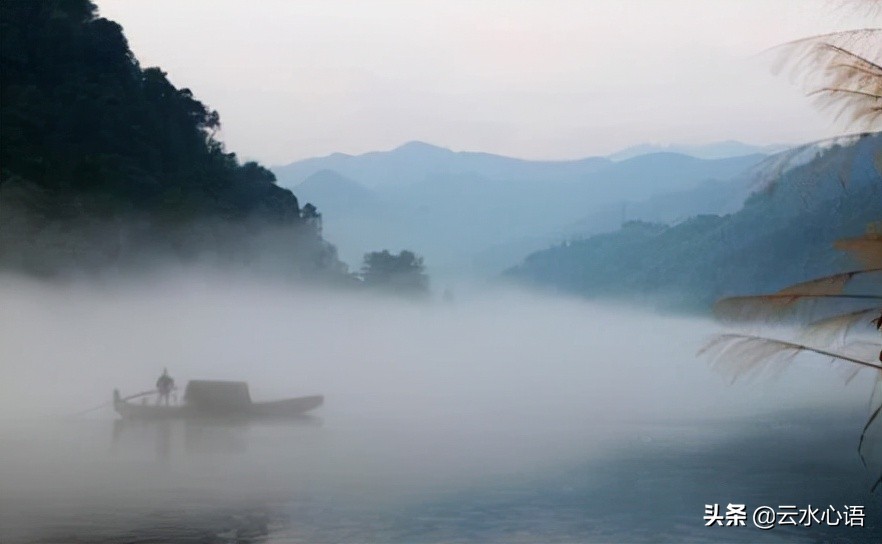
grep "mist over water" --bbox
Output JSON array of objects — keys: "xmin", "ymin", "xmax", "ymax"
[{"xmin": 1, "ymin": 272, "xmax": 879, "ymax": 543}]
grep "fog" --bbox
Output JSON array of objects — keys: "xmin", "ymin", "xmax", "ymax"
[
  {"xmin": 3, "ymin": 272, "xmax": 864, "ymax": 420},
  {"xmin": 0, "ymin": 272, "xmax": 877, "ymax": 542}
]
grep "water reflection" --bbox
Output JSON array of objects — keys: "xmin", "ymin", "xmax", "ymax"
[
  {"xmin": 110, "ymin": 415, "xmax": 322, "ymax": 459},
  {"xmin": 3, "ymin": 408, "xmax": 880, "ymax": 543}
]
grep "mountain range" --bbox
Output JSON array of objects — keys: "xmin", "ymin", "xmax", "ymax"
[
  {"xmin": 506, "ymin": 132, "xmax": 882, "ymax": 310},
  {"xmin": 273, "ymin": 140, "xmax": 784, "ymax": 188},
  {"xmin": 273, "ymin": 142, "xmax": 771, "ymax": 280},
  {"xmin": 607, "ymin": 140, "xmax": 792, "ymax": 161}
]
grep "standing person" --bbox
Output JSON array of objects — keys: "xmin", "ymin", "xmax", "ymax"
[{"xmin": 156, "ymin": 368, "xmax": 175, "ymax": 405}]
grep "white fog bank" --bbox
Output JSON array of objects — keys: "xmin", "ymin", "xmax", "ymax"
[{"xmin": 0, "ymin": 272, "xmax": 869, "ymax": 423}]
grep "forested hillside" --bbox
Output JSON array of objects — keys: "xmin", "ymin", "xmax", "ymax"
[
  {"xmin": 506, "ymin": 133, "xmax": 882, "ymax": 311},
  {"xmin": 0, "ymin": 0, "xmax": 344, "ymax": 279}
]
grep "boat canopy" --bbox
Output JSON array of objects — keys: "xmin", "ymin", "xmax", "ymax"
[{"xmin": 184, "ymin": 380, "xmax": 252, "ymax": 408}]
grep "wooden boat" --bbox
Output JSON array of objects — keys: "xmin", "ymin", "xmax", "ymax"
[{"xmin": 113, "ymin": 380, "xmax": 323, "ymax": 420}]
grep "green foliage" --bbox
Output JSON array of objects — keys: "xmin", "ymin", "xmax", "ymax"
[
  {"xmin": 360, "ymin": 250, "xmax": 429, "ymax": 295},
  {"xmin": 0, "ymin": 0, "xmax": 339, "ymax": 277}
]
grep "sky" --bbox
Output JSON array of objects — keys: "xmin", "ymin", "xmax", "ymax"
[{"xmin": 97, "ymin": 0, "xmax": 878, "ymax": 165}]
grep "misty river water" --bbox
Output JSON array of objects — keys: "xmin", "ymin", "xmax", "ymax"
[
  {"xmin": 1, "ymin": 409, "xmax": 880, "ymax": 543},
  {"xmin": 1, "ymin": 275, "xmax": 880, "ymax": 543}
]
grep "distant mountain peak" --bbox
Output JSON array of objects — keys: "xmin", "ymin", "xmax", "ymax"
[
  {"xmin": 296, "ymin": 169, "xmax": 374, "ymax": 207},
  {"xmin": 387, "ymin": 141, "xmax": 454, "ymax": 159},
  {"xmin": 609, "ymin": 141, "xmax": 792, "ymax": 161},
  {"xmin": 273, "ymin": 137, "xmax": 767, "ymax": 191},
  {"xmin": 393, "ymin": 140, "xmax": 447, "ymax": 152}
]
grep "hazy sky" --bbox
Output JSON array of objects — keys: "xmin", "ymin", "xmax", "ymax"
[{"xmin": 97, "ymin": 1, "xmax": 877, "ymax": 165}]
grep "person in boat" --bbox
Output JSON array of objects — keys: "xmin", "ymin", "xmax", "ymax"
[{"xmin": 156, "ymin": 368, "xmax": 175, "ymax": 405}]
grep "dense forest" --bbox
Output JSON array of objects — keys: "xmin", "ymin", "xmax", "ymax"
[
  {"xmin": 0, "ymin": 0, "xmax": 348, "ymax": 280},
  {"xmin": 506, "ymin": 133, "xmax": 882, "ymax": 311}
]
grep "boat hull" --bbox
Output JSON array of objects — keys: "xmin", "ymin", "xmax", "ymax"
[{"xmin": 113, "ymin": 395, "xmax": 324, "ymax": 421}]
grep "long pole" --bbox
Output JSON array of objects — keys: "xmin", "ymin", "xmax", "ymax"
[{"xmin": 70, "ymin": 389, "xmax": 157, "ymax": 417}]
